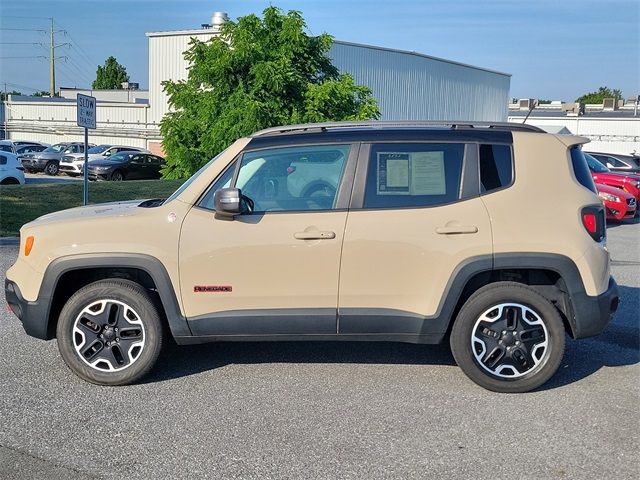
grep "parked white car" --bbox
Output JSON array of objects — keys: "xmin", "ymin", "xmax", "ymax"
[
  {"xmin": 59, "ymin": 144, "xmax": 150, "ymax": 176},
  {"xmin": 0, "ymin": 151, "xmax": 26, "ymax": 185}
]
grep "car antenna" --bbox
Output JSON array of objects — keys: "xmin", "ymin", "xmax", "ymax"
[{"xmin": 522, "ymin": 99, "xmax": 538, "ymax": 124}]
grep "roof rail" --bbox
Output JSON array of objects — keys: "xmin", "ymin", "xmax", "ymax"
[{"xmin": 251, "ymin": 120, "xmax": 545, "ymax": 137}]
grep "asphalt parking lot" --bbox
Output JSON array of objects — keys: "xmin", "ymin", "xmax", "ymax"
[
  {"xmin": 25, "ymin": 172, "xmax": 83, "ymax": 184},
  {"xmin": 0, "ymin": 221, "xmax": 638, "ymax": 479}
]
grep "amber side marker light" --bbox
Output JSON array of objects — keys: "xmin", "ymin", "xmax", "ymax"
[{"xmin": 24, "ymin": 236, "xmax": 34, "ymax": 256}]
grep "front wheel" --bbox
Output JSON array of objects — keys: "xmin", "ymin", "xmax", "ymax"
[
  {"xmin": 450, "ymin": 282, "xmax": 565, "ymax": 393},
  {"xmin": 44, "ymin": 161, "xmax": 59, "ymax": 176},
  {"xmin": 110, "ymin": 170, "xmax": 124, "ymax": 181},
  {"xmin": 56, "ymin": 279, "xmax": 164, "ymax": 385}
]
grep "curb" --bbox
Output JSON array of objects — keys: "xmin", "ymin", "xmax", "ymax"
[{"xmin": 0, "ymin": 237, "xmax": 20, "ymax": 246}]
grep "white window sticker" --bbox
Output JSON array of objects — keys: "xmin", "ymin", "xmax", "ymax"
[
  {"xmin": 376, "ymin": 151, "xmax": 446, "ymax": 195},
  {"xmin": 377, "ymin": 153, "xmax": 410, "ymax": 194},
  {"xmin": 410, "ymin": 152, "xmax": 446, "ymax": 195}
]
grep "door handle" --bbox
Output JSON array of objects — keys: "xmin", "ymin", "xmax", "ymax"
[
  {"xmin": 435, "ymin": 225, "xmax": 478, "ymax": 235},
  {"xmin": 294, "ymin": 231, "xmax": 336, "ymax": 240}
]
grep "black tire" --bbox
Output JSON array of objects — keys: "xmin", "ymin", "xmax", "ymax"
[
  {"xmin": 56, "ymin": 279, "xmax": 164, "ymax": 386},
  {"xmin": 0, "ymin": 177, "xmax": 20, "ymax": 185},
  {"xmin": 450, "ymin": 281, "xmax": 565, "ymax": 393},
  {"xmin": 44, "ymin": 161, "xmax": 59, "ymax": 176},
  {"xmin": 110, "ymin": 170, "xmax": 124, "ymax": 181}
]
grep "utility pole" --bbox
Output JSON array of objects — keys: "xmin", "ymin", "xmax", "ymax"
[
  {"xmin": 48, "ymin": 18, "xmax": 68, "ymax": 97},
  {"xmin": 50, "ymin": 18, "xmax": 55, "ymax": 97},
  {"xmin": 3, "ymin": 82, "xmax": 7, "ymax": 140}
]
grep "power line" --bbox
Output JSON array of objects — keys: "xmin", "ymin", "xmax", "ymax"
[
  {"xmin": 0, "ymin": 28, "xmax": 47, "ymax": 33},
  {"xmin": 0, "ymin": 56, "xmax": 47, "ymax": 59},
  {"xmin": 55, "ymin": 21, "xmax": 97, "ymax": 67}
]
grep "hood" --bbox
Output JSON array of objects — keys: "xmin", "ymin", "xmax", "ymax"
[
  {"xmin": 88, "ymin": 159, "xmax": 122, "ymax": 168},
  {"xmin": 25, "ymin": 200, "xmax": 144, "ymax": 228},
  {"xmin": 595, "ymin": 183, "xmax": 633, "ymax": 199},
  {"xmin": 34, "ymin": 152, "xmax": 62, "ymax": 160}
]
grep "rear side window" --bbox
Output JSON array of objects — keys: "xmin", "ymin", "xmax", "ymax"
[
  {"xmin": 363, "ymin": 143, "xmax": 464, "ymax": 209},
  {"xmin": 0, "ymin": 155, "xmax": 6, "ymax": 165},
  {"xmin": 479, "ymin": 144, "xmax": 513, "ymax": 193},
  {"xmin": 570, "ymin": 148, "xmax": 597, "ymax": 193}
]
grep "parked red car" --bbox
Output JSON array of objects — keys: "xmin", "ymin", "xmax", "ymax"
[
  {"xmin": 596, "ymin": 183, "xmax": 636, "ymax": 221},
  {"xmin": 585, "ymin": 153, "xmax": 640, "ymax": 204}
]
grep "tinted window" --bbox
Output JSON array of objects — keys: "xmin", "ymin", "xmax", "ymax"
[
  {"xmin": 363, "ymin": 143, "xmax": 464, "ymax": 209},
  {"xmin": 235, "ymin": 144, "xmax": 350, "ymax": 212},
  {"xmin": 480, "ymin": 144, "xmax": 512, "ymax": 192},
  {"xmin": 0, "ymin": 155, "xmax": 6, "ymax": 165},
  {"xmin": 584, "ymin": 153, "xmax": 610, "ymax": 173},
  {"xmin": 0, "ymin": 145, "xmax": 12, "ymax": 153},
  {"xmin": 570, "ymin": 148, "xmax": 597, "ymax": 193}
]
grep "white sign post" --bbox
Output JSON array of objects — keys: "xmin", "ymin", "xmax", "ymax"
[{"xmin": 77, "ymin": 94, "xmax": 96, "ymax": 205}]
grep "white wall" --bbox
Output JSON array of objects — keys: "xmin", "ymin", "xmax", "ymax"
[{"xmin": 508, "ymin": 116, "xmax": 640, "ymax": 155}]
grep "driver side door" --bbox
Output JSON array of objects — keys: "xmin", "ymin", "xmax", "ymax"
[{"xmin": 178, "ymin": 143, "xmax": 358, "ymax": 337}]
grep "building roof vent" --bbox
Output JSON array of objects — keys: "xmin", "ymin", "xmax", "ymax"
[{"xmin": 211, "ymin": 12, "xmax": 229, "ymax": 31}]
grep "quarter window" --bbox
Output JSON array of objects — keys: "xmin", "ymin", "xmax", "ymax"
[
  {"xmin": 479, "ymin": 144, "xmax": 513, "ymax": 193},
  {"xmin": 363, "ymin": 143, "xmax": 465, "ymax": 209}
]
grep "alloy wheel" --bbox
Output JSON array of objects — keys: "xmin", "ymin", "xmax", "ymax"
[
  {"xmin": 471, "ymin": 303, "xmax": 549, "ymax": 378},
  {"xmin": 72, "ymin": 299, "xmax": 145, "ymax": 372}
]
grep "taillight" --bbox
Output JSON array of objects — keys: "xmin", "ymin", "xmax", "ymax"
[
  {"xmin": 581, "ymin": 206, "xmax": 605, "ymax": 242},
  {"xmin": 582, "ymin": 213, "xmax": 597, "ymax": 233}
]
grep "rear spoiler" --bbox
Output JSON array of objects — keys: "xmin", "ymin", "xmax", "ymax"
[{"xmin": 553, "ymin": 135, "xmax": 590, "ymax": 148}]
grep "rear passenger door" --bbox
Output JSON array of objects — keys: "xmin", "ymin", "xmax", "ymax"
[{"xmin": 338, "ymin": 141, "xmax": 494, "ymax": 338}]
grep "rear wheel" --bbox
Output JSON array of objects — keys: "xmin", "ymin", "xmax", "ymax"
[
  {"xmin": 450, "ymin": 282, "xmax": 565, "ymax": 393},
  {"xmin": 44, "ymin": 161, "xmax": 59, "ymax": 176},
  {"xmin": 56, "ymin": 279, "xmax": 164, "ymax": 385}
]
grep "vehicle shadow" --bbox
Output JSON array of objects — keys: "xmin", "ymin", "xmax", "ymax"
[
  {"xmin": 144, "ymin": 340, "xmax": 456, "ymax": 384},
  {"xmin": 607, "ymin": 216, "xmax": 640, "ymax": 228},
  {"xmin": 144, "ymin": 286, "xmax": 639, "ymax": 390},
  {"xmin": 539, "ymin": 284, "xmax": 640, "ymax": 391}
]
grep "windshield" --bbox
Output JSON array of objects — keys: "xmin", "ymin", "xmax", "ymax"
[
  {"xmin": 109, "ymin": 153, "xmax": 132, "ymax": 163},
  {"xmin": 165, "ymin": 149, "xmax": 228, "ymax": 204},
  {"xmin": 584, "ymin": 154, "xmax": 610, "ymax": 173},
  {"xmin": 88, "ymin": 144, "xmax": 110, "ymax": 154},
  {"xmin": 44, "ymin": 143, "xmax": 67, "ymax": 153}
]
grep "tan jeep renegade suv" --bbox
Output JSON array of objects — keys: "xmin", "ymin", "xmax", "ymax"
[{"xmin": 5, "ymin": 121, "xmax": 619, "ymax": 392}]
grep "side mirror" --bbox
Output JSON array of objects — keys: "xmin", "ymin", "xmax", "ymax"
[{"xmin": 214, "ymin": 188, "xmax": 243, "ymax": 217}]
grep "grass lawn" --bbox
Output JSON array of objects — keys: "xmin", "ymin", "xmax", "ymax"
[{"xmin": 0, "ymin": 179, "xmax": 185, "ymax": 237}]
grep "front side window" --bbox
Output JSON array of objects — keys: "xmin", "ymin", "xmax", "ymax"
[
  {"xmin": 363, "ymin": 143, "xmax": 465, "ymax": 209},
  {"xmin": 480, "ymin": 144, "xmax": 513, "ymax": 193},
  {"xmin": 234, "ymin": 144, "xmax": 350, "ymax": 212}
]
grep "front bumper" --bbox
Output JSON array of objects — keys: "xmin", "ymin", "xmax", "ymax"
[
  {"xmin": 59, "ymin": 163, "xmax": 82, "ymax": 174},
  {"xmin": 5, "ymin": 279, "xmax": 52, "ymax": 340},
  {"xmin": 20, "ymin": 158, "xmax": 47, "ymax": 171},
  {"xmin": 571, "ymin": 276, "xmax": 619, "ymax": 339}
]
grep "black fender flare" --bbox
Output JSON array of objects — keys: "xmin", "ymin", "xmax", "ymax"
[{"xmin": 36, "ymin": 253, "xmax": 189, "ymax": 339}]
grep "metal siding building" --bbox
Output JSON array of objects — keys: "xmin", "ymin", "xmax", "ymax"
[
  {"xmin": 330, "ymin": 41, "xmax": 510, "ymax": 121},
  {"xmin": 145, "ymin": 30, "xmax": 511, "ymax": 125}
]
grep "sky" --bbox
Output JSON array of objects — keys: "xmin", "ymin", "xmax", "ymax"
[{"xmin": 0, "ymin": 0, "xmax": 638, "ymax": 101}]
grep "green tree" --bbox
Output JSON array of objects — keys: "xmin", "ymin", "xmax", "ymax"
[
  {"xmin": 0, "ymin": 90, "xmax": 22, "ymax": 101},
  {"xmin": 92, "ymin": 56, "xmax": 130, "ymax": 90},
  {"xmin": 576, "ymin": 86, "xmax": 623, "ymax": 104},
  {"xmin": 160, "ymin": 6, "xmax": 380, "ymax": 179}
]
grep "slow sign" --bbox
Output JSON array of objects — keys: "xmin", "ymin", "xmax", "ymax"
[{"xmin": 77, "ymin": 94, "xmax": 96, "ymax": 129}]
